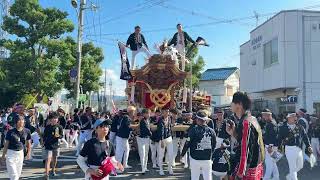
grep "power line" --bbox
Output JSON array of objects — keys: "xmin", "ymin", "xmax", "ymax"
[
  {"xmin": 86, "ymin": 11, "xmax": 276, "ymax": 37},
  {"xmin": 92, "ymin": 2, "xmax": 97, "ymax": 42},
  {"xmin": 302, "ymin": 3, "xmax": 320, "ymax": 9},
  {"xmin": 85, "ymin": 37, "xmax": 117, "ymax": 46},
  {"xmin": 84, "ymin": 0, "xmax": 170, "ymax": 30},
  {"xmin": 85, "ymin": 2, "xmax": 320, "ymax": 37},
  {"xmin": 158, "ymin": 3, "xmax": 253, "ymax": 27},
  {"xmin": 97, "ymin": 0, "xmax": 102, "ymax": 43},
  {"xmin": 84, "ymin": 8, "xmax": 92, "ymax": 42}
]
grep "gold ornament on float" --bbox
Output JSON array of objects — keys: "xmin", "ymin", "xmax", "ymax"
[{"xmin": 144, "ymin": 82, "xmax": 177, "ymax": 108}]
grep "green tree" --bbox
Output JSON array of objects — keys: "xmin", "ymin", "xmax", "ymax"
[
  {"xmin": 56, "ymin": 37, "xmax": 104, "ymax": 98},
  {"xmin": 0, "ymin": 0, "xmax": 74, "ymax": 102},
  {"xmin": 185, "ymin": 45, "xmax": 206, "ymax": 89},
  {"xmin": 0, "ymin": 0, "xmax": 104, "ymax": 106},
  {"xmin": 0, "ymin": 59, "xmax": 5, "ymax": 81}
]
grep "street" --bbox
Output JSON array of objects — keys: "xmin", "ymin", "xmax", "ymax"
[
  {"xmin": 1, "ymin": 147, "xmax": 320, "ymax": 180},
  {"xmin": 0, "ymin": 147, "xmax": 191, "ymax": 180}
]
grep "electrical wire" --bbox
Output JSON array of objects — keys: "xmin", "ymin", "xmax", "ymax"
[
  {"xmin": 84, "ymin": 0, "xmax": 170, "ymax": 30},
  {"xmin": 92, "ymin": 2, "xmax": 97, "ymax": 42},
  {"xmin": 302, "ymin": 3, "xmax": 320, "ymax": 10},
  {"xmin": 85, "ymin": 37, "xmax": 117, "ymax": 46},
  {"xmin": 85, "ymin": 2, "xmax": 320, "ymax": 37},
  {"xmin": 84, "ymin": 8, "xmax": 92, "ymax": 43},
  {"xmin": 157, "ymin": 3, "xmax": 254, "ymax": 27},
  {"xmin": 97, "ymin": 0, "xmax": 102, "ymax": 43},
  {"xmin": 86, "ymin": 11, "xmax": 277, "ymax": 37},
  {"xmin": 83, "ymin": 2, "xmax": 320, "ymax": 70}
]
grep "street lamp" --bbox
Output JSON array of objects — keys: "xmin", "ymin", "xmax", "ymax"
[{"xmin": 71, "ymin": 0, "xmax": 78, "ymax": 8}]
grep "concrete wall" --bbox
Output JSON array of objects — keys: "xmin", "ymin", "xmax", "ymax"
[
  {"xmin": 240, "ymin": 11, "xmax": 301, "ymax": 93},
  {"xmin": 303, "ymin": 15, "xmax": 320, "ymax": 113},
  {"xmin": 240, "ymin": 10, "xmax": 320, "ymax": 114}
]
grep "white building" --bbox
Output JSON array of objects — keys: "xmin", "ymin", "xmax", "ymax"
[
  {"xmin": 240, "ymin": 10, "xmax": 320, "ymax": 115},
  {"xmin": 199, "ymin": 67, "xmax": 240, "ymax": 107}
]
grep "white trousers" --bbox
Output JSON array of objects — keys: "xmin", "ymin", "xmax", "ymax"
[
  {"xmin": 31, "ymin": 132, "xmax": 40, "ymax": 149},
  {"xmin": 285, "ymin": 146, "xmax": 303, "ymax": 180},
  {"xmin": 172, "ymin": 137, "xmax": 188, "ymax": 166},
  {"xmin": 115, "ymin": 136, "xmax": 130, "ymax": 167},
  {"xmin": 158, "ymin": 136, "xmax": 173, "ymax": 172},
  {"xmin": 311, "ymin": 138, "xmax": 320, "ymax": 162},
  {"xmin": 77, "ymin": 130, "xmax": 92, "ymax": 155},
  {"xmin": 131, "ymin": 46, "xmax": 151, "ymax": 70},
  {"xmin": 264, "ymin": 146, "xmax": 279, "ymax": 180},
  {"xmin": 109, "ymin": 131, "xmax": 116, "ymax": 146},
  {"xmin": 150, "ymin": 141, "xmax": 159, "ymax": 166},
  {"xmin": 137, "ymin": 137, "xmax": 150, "ymax": 172},
  {"xmin": 172, "ymin": 137, "xmax": 180, "ymax": 161},
  {"xmin": 6, "ymin": 149, "xmax": 24, "ymax": 180},
  {"xmin": 69, "ymin": 130, "xmax": 79, "ymax": 147},
  {"xmin": 175, "ymin": 44, "xmax": 186, "ymax": 71},
  {"xmin": 130, "ymin": 46, "xmax": 151, "ymax": 102},
  {"xmin": 64, "ymin": 129, "xmax": 71, "ymax": 145},
  {"xmin": 213, "ymin": 171, "xmax": 227, "ymax": 178},
  {"xmin": 130, "ymin": 85, "xmax": 136, "ymax": 103},
  {"xmin": 190, "ymin": 157, "xmax": 212, "ymax": 180}
]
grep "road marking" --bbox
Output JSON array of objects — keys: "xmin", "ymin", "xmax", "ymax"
[
  {"xmin": 32, "ymin": 155, "xmax": 77, "ymax": 159},
  {"xmin": 31, "ymin": 158, "xmax": 77, "ymax": 162}
]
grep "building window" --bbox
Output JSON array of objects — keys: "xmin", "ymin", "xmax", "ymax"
[
  {"xmin": 226, "ymin": 86, "xmax": 233, "ymax": 96},
  {"xmin": 264, "ymin": 38, "xmax": 278, "ymax": 68}
]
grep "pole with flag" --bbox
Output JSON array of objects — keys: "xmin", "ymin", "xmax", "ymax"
[
  {"xmin": 111, "ymin": 99, "xmax": 118, "ymax": 114},
  {"xmin": 186, "ymin": 36, "xmax": 209, "ymax": 58},
  {"xmin": 118, "ymin": 41, "xmax": 136, "ymax": 103},
  {"xmin": 118, "ymin": 41, "xmax": 133, "ymax": 81}
]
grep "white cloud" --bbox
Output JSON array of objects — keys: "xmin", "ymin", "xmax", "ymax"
[
  {"xmin": 100, "ymin": 69, "xmax": 126, "ymax": 96},
  {"xmin": 100, "ymin": 69, "xmax": 117, "ymax": 81}
]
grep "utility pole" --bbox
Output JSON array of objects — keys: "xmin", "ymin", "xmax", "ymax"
[
  {"xmin": 189, "ymin": 60, "xmax": 193, "ymax": 112},
  {"xmin": 73, "ymin": 0, "xmax": 86, "ymax": 108},
  {"xmin": 109, "ymin": 80, "xmax": 112, "ymax": 111},
  {"xmin": 104, "ymin": 68, "xmax": 107, "ymax": 112}
]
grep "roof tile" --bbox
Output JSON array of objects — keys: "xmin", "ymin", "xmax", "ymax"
[{"xmin": 200, "ymin": 67, "xmax": 238, "ymax": 81}]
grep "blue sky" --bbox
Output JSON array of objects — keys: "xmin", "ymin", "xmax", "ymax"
[{"xmin": 39, "ymin": 0, "xmax": 320, "ymax": 95}]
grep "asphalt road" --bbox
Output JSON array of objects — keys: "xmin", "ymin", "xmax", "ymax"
[{"xmin": 1, "ymin": 147, "xmax": 320, "ymax": 180}]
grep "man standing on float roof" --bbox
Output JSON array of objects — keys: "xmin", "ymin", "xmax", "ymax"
[
  {"xmin": 168, "ymin": 23, "xmax": 196, "ymax": 71},
  {"xmin": 126, "ymin": 26, "xmax": 151, "ymax": 70}
]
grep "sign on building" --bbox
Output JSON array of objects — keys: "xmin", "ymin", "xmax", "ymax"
[{"xmin": 280, "ymin": 95, "xmax": 298, "ymax": 103}]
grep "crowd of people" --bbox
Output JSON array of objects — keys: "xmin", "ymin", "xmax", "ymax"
[{"xmin": 0, "ymin": 91, "xmax": 320, "ymax": 180}]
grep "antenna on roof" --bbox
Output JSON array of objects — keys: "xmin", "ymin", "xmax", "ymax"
[{"xmin": 254, "ymin": 11, "xmax": 259, "ymax": 27}]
